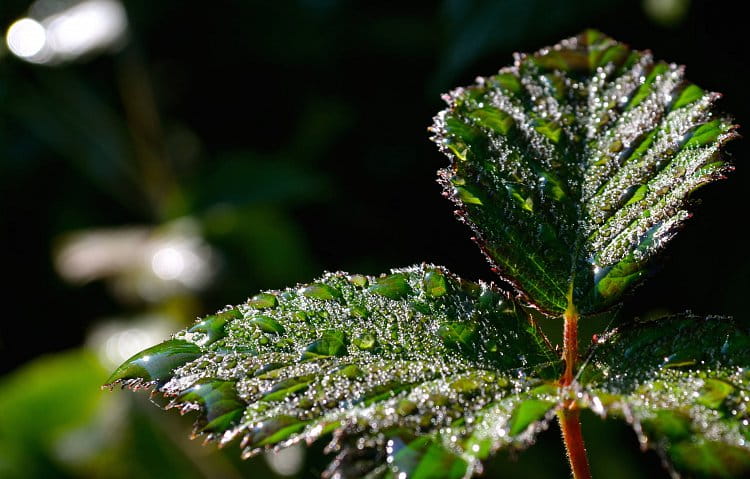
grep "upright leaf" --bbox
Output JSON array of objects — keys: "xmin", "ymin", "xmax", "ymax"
[
  {"xmin": 106, "ymin": 265, "xmax": 561, "ymax": 477},
  {"xmin": 431, "ymin": 29, "xmax": 737, "ymax": 315},
  {"xmin": 579, "ymin": 315, "xmax": 750, "ymax": 478}
]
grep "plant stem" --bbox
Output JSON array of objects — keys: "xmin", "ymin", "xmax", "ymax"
[
  {"xmin": 558, "ymin": 407, "xmax": 591, "ymax": 479},
  {"xmin": 558, "ymin": 294, "xmax": 592, "ymax": 479},
  {"xmin": 561, "ymin": 300, "xmax": 579, "ymax": 387}
]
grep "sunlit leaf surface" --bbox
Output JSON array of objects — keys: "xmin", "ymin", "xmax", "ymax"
[
  {"xmin": 580, "ymin": 315, "xmax": 750, "ymax": 478},
  {"xmin": 107, "ymin": 265, "xmax": 561, "ymax": 477},
  {"xmin": 431, "ymin": 29, "xmax": 737, "ymax": 315}
]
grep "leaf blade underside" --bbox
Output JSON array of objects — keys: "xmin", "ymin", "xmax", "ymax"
[
  {"xmin": 579, "ymin": 315, "xmax": 750, "ymax": 478},
  {"xmin": 431, "ymin": 29, "xmax": 737, "ymax": 316},
  {"xmin": 106, "ymin": 265, "xmax": 561, "ymax": 478}
]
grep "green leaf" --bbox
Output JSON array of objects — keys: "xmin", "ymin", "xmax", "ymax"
[
  {"xmin": 579, "ymin": 315, "xmax": 750, "ymax": 478},
  {"xmin": 0, "ymin": 350, "xmax": 108, "ymax": 478},
  {"xmin": 107, "ymin": 264, "xmax": 561, "ymax": 475},
  {"xmin": 431, "ymin": 29, "xmax": 737, "ymax": 315}
]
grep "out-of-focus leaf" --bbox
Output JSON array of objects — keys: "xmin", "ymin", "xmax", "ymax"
[
  {"xmin": 194, "ymin": 156, "xmax": 330, "ymax": 209},
  {"xmin": 202, "ymin": 205, "xmax": 318, "ymax": 289},
  {"xmin": 0, "ymin": 350, "xmax": 107, "ymax": 478},
  {"xmin": 431, "ymin": 29, "xmax": 737, "ymax": 315},
  {"xmin": 0, "ymin": 349, "xmax": 252, "ymax": 479},
  {"xmin": 107, "ymin": 264, "xmax": 561, "ymax": 476},
  {"xmin": 579, "ymin": 315, "xmax": 750, "ymax": 478}
]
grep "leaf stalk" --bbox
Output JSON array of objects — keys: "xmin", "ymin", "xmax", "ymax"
[
  {"xmin": 558, "ymin": 406, "xmax": 592, "ymax": 479},
  {"xmin": 561, "ymin": 299, "xmax": 579, "ymax": 387},
  {"xmin": 558, "ymin": 294, "xmax": 592, "ymax": 479}
]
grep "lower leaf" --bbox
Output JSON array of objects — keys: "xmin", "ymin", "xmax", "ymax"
[
  {"xmin": 105, "ymin": 264, "xmax": 561, "ymax": 476},
  {"xmin": 580, "ymin": 314, "xmax": 750, "ymax": 478}
]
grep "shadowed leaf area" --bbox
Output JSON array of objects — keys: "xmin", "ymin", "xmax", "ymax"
[
  {"xmin": 106, "ymin": 264, "xmax": 561, "ymax": 478},
  {"xmin": 580, "ymin": 315, "xmax": 750, "ymax": 478},
  {"xmin": 431, "ymin": 29, "xmax": 737, "ymax": 315}
]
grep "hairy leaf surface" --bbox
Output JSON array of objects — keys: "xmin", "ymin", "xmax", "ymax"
[
  {"xmin": 431, "ymin": 29, "xmax": 736, "ymax": 315},
  {"xmin": 580, "ymin": 315, "xmax": 750, "ymax": 478},
  {"xmin": 106, "ymin": 265, "xmax": 561, "ymax": 477}
]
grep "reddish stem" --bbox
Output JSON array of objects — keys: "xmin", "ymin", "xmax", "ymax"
[
  {"xmin": 557, "ymin": 295, "xmax": 592, "ymax": 479},
  {"xmin": 561, "ymin": 304, "xmax": 579, "ymax": 387},
  {"xmin": 558, "ymin": 407, "xmax": 592, "ymax": 479}
]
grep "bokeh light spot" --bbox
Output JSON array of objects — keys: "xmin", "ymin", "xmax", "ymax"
[{"xmin": 6, "ymin": 18, "xmax": 46, "ymax": 59}]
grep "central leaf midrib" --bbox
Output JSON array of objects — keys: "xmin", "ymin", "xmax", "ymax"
[
  {"xmin": 565, "ymin": 59, "xmax": 676, "ymax": 313},
  {"xmin": 480, "ymin": 100, "xmax": 580, "ymax": 310}
]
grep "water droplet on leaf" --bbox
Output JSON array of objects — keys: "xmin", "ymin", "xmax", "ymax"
[{"xmin": 248, "ymin": 293, "xmax": 278, "ymax": 309}]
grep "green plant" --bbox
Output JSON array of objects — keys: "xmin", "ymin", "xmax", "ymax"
[{"xmin": 105, "ymin": 30, "xmax": 746, "ymax": 478}]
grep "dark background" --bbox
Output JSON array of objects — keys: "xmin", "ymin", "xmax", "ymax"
[{"xmin": 0, "ymin": 0, "xmax": 746, "ymax": 477}]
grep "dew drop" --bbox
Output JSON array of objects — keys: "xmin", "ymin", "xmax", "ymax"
[
  {"xmin": 348, "ymin": 274, "xmax": 369, "ymax": 288},
  {"xmin": 300, "ymin": 283, "xmax": 341, "ymax": 301},
  {"xmin": 292, "ymin": 311, "xmax": 308, "ymax": 322},
  {"xmin": 337, "ymin": 364, "xmax": 364, "ymax": 379},
  {"xmin": 438, "ymin": 322, "xmax": 477, "ymax": 351},
  {"xmin": 368, "ymin": 273, "xmax": 413, "ymax": 300},
  {"xmin": 189, "ymin": 309, "xmax": 241, "ymax": 345},
  {"xmin": 353, "ymin": 332, "xmax": 376, "ymax": 351},
  {"xmin": 301, "ymin": 330, "xmax": 348, "ymax": 361},
  {"xmin": 248, "ymin": 293, "xmax": 278, "ymax": 309},
  {"xmin": 423, "ymin": 271, "xmax": 448, "ymax": 298},
  {"xmin": 281, "ymin": 291, "xmax": 297, "ymax": 301},
  {"xmin": 454, "ymin": 186, "xmax": 483, "ymax": 205},
  {"xmin": 450, "ymin": 378, "xmax": 479, "ymax": 394},
  {"xmin": 107, "ymin": 339, "xmax": 202, "ymax": 384},
  {"xmin": 609, "ymin": 139, "xmax": 623, "ymax": 153},
  {"xmin": 250, "ymin": 316, "xmax": 286, "ymax": 335},
  {"xmin": 349, "ymin": 305, "xmax": 369, "ymax": 319},
  {"xmin": 696, "ymin": 379, "xmax": 734, "ymax": 409},
  {"xmin": 396, "ymin": 400, "xmax": 417, "ymax": 416}
]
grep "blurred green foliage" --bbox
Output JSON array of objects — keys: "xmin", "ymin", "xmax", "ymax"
[{"xmin": 0, "ymin": 0, "xmax": 746, "ymax": 477}]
